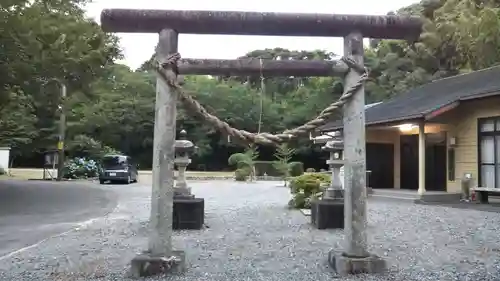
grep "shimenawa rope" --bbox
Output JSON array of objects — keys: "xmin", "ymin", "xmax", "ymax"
[{"xmin": 155, "ymin": 53, "xmax": 368, "ymax": 147}]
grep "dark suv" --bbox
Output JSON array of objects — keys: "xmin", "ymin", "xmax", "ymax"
[{"xmin": 99, "ymin": 154, "xmax": 138, "ymax": 184}]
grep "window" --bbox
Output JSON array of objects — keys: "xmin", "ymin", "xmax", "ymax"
[
  {"xmin": 478, "ymin": 117, "xmax": 500, "ymax": 188},
  {"xmin": 448, "ymin": 148, "xmax": 455, "ymax": 181}
]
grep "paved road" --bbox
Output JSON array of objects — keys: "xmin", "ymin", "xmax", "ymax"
[{"xmin": 0, "ymin": 180, "xmax": 118, "ymax": 258}]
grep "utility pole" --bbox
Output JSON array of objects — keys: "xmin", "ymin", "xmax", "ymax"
[
  {"xmin": 39, "ymin": 78, "xmax": 67, "ymax": 181},
  {"xmin": 56, "ymin": 83, "xmax": 66, "ymax": 181}
]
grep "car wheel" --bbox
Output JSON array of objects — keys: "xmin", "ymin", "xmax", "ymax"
[{"xmin": 99, "ymin": 179, "xmax": 105, "ymax": 184}]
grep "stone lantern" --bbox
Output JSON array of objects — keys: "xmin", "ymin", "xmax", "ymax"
[
  {"xmin": 174, "ymin": 129, "xmax": 196, "ymax": 198},
  {"xmin": 322, "ymin": 139, "xmax": 344, "ymax": 199},
  {"xmin": 310, "ymin": 137, "xmax": 345, "ymax": 230},
  {"xmin": 172, "ymin": 129, "xmax": 204, "ymax": 230}
]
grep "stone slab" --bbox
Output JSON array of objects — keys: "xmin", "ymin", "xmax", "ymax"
[
  {"xmin": 173, "ymin": 197, "xmax": 205, "ymax": 230},
  {"xmin": 328, "ymin": 250, "xmax": 386, "ymax": 276},
  {"xmin": 130, "ymin": 250, "xmax": 186, "ymax": 278},
  {"xmin": 299, "ymin": 209, "xmax": 311, "ymax": 216},
  {"xmin": 173, "ymin": 193, "xmax": 195, "ymax": 200}
]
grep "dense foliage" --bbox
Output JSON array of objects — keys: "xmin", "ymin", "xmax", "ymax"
[
  {"xmin": 288, "ymin": 173, "xmax": 331, "ymax": 209},
  {"xmin": 2, "ymin": 0, "xmax": 500, "ymax": 170}
]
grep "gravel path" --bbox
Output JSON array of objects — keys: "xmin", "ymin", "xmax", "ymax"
[{"xmin": 0, "ymin": 181, "xmax": 499, "ymax": 281}]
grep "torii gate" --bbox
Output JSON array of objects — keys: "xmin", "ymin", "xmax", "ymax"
[{"xmin": 100, "ymin": 9, "xmax": 422, "ymax": 277}]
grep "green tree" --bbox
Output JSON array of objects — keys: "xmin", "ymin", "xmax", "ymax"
[
  {"xmin": 0, "ymin": 0, "xmax": 121, "ymax": 158},
  {"xmin": 273, "ymin": 143, "xmax": 296, "ymax": 186}
]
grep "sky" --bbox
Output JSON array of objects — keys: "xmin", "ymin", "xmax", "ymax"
[{"xmin": 85, "ymin": 0, "xmax": 418, "ymax": 70}]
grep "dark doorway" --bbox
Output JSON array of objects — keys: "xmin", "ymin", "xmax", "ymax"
[
  {"xmin": 366, "ymin": 143, "xmax": 394, "ymax": 189},
  {"xmin": 426, "ymin": 144, "xmax": 447, "ymax": 191},
  {"xmin": 400, "ymin": 135, "xmax": 419, "ymax": 190},
  {"xmin": 399, "ymin": 134, "xmax": 447, "ymax": 191}
]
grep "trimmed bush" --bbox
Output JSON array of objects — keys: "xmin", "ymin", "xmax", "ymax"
[
  {"xmin": 305, "ymin": 168, "xmax": 316, "ymax": 173},
  {"xmin": 234, "ymin": 168, "xmax": 250, "ymax": 181},
  {"xmin": 289, "ymin": 161, "xmax": 304, "ymax": 177},
  {"xmin": 228, "ymin": 153, "xmax": 249, "ymax": 167},
  {"xmin": 229, "ymin": 152, "xmax": 256, "ymax": 181},
  {"xmin": 288, "ymin": 173, "xmax": 331, "ymax": 209}
]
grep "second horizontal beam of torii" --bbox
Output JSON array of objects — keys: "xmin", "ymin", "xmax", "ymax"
[{"xmin": 174, "ymin": 58, "xmax": 349, "ymax": 77}]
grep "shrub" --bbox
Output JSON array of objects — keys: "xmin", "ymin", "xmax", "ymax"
[
  {"xmin": 288, "ymin": 192, "xmax": 307, "ymax": 209},
  {"xmin": 254, "ymin": 161, "xmax": 282, "ymax": 176},
  {"xmin": 229, "ymin": 147, "xmax": 259, "ymax": 181},
  {"xmin": 234, "ymin": 168, "xmax": 250, "ymax": 181},
  {"xmin": 305, "ymin": 168, "xmax": 316, "ymax": 173},
  {"xmin": 63, "ymin": 157, "xmax": 100, "ymax": 179},
  {"xmin": 228, "ymin": 153, "xmax": 249, "ymax": 167},
  {"xmin": 228, "ymin": 151, "xmax": 257, "ymax": 172},
  {"xmin": 288, "ymin": 173, "xmax": 331, "ymax": 209},
  {"xmin": 272, "ymin": 161, "xmax": 288, "ymax": 177},
  {"xmin": 289, "ymin": 161, "xmax": 304, "ymax": 177}
]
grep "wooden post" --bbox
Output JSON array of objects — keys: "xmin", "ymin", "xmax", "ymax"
[
  {"xmin": 328, "ymin": 31, "xmax": 386, "ymax": 275},
  {"xmin": 148, "ymin": 29, "xmax": 178, "ymax": 256},
  {"xmin": 130, "ymin": 29, "xmax": 186, "ymax": 278},
  {"xmin": 342, "ymin": 31, "xmax": 368, "ymax": 258},
  {"xmin": 56, "ymin": 83, "xmax": 66, "ymax": 181},
  {"xmin": 418, "ymin": 122, "xmax": 426, "ymax": 195}
]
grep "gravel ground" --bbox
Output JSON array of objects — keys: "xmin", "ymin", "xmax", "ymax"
[{"xmin": 0, "ymin": 181, "xmax": 500, "ymax": 281}]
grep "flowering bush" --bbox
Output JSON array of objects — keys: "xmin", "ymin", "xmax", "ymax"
[{"xmin": 62, "ymin": 157, "xmax": 100, "ymax": 179}]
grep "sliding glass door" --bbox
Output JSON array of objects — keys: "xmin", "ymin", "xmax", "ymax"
[{"xmin": 479, "ymin": 117, "xmax": 500, "ymax": 189}]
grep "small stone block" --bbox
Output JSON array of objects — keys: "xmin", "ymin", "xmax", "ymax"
[
  {"xmin": 300, "ymin": 209, "xmax": 311, "ymax": 216},
  {"xmin": 310, "ymin": 199, "xmax": 344, "ymax": 229},
  {"xmin": 476, "ymin": 191, "xmax": 488, "ymax": 204},
  {"xmin": 174, "ymin": 193, "xmax": 195, "ymax": 200},
  {"xmin": 130, "ymin": 250, "xmax": 186, "ymax": 278},
  {"xmin": 328, "ymin": 250, "xmax": 387, "ymax": 276},
  {"xmin": 173, "ymin": 197, "xmax": 205, "ymax": 230},
  {"xmin": 366, "ymin": 187, "xmax": 373, "ymax": 195}
]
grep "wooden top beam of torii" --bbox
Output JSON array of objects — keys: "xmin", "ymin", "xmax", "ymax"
[{"xmin": 100, "ymin": 9, "xmax": 422, "ymax": 39}]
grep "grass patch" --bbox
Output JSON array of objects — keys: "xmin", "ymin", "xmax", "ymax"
[{"xmin": 1, "ymin": 168, "xmax": 44, "ymax": 180}]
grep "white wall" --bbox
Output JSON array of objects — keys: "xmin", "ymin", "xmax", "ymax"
[{"xmin": 0, "ymin": 147, "xmax": 10, "ymax": 174}]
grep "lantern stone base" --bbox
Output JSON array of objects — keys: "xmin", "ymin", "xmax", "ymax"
[
  {"xmin": 328, "ymin": 250, "xmax": 387, "ymax": 276},
  {"xmin": 130, "ymin": 250, "xmax": 186, "ymax": 278},
  {"xmin": 172, "ymin": 197, "xmax": 204, "ymax": 230},
  {"xmin": 173, "ymin": 192, "xmax": 194, "ymax": 199},
  {"xmin": 310, "ymin": 199, "xmax": 344, "ymax": 229}
]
